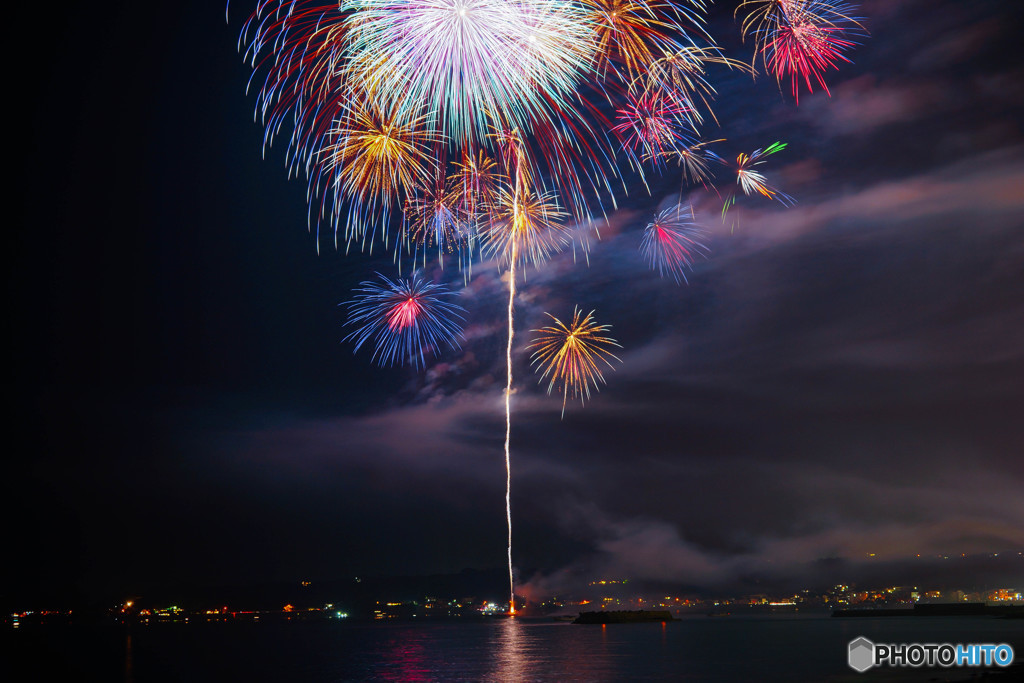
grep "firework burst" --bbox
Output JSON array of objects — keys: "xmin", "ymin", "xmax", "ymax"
[
  {"xmin": 612, "ymin": 90, "xmax": 697, "ymax": 182},
  {"xmin": 232, "ymin": 0, "xmax": 866, "ymax": 619},
  {"xmin": 658, "ymin": 138, "xmax": 722, "ymax": 186},
  {"xmin": 342, "ymin": 273, "xmax": 465, "ymax": 368},
  {"xmin": 449, "ymin": 150, "xmax": 502, "ymax": 223},
  {"xmin": 738, "ymin": 0, "xmax": 865, "ymax": 102},
  {"xmin": 237, "ymin": 2, "xmax": 351, "ymax": 175},
  {"xmin": 403, "ymin": 172, "xmax": 473, "ymax": 269},
  {"xmin": 643, "ymin": 46, "xmax": 755, "ymax": 127},
  {"xmin": 319, "ymin": 99, "xmax": 441, "ymax": 247},
  {"xmin": 342, "ymin": 0, "xmax": 598, "ymax": 146},
  {"xmin": 721, "ymin": 141, "xmax": 795, "ymax": 221},
  {"xmin": 529, "ymin": 307, "xmax": 622, "ymax": 415},
  {"xmin": 484, "ymin": 184, "xmax": 570, "ymax": 269},
  {"xmin": 735, "ymin": 141, "xmax": 794, "ymax": 200},
  {"xmin": 641, "ymin": 205, "xmax": 709, "ymax": 283},
  {"xmin": 583, "ymin": 0, "xmax": 705, "ymax": 80}
]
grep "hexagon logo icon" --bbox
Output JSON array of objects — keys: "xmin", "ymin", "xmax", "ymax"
[{"xmin": 848, "ymin": 636, "xmax": 875, "ymax": 672}]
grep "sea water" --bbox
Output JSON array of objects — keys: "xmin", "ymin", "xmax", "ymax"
[{"xmin": 11, "ymin": 614, "xmax": 1024, "ymax": 682}]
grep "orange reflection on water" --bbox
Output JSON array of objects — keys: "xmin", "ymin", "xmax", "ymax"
[{"xmin": 492, "ymin": 618, "xmax": 527, "ymax": 683}]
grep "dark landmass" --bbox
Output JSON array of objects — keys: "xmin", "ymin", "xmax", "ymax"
[{"xmin": 573, "ymin": 610, "xmax": 674, "ymax": 624}]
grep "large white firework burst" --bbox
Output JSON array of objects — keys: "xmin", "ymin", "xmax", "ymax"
[{"xmin": 341, "ymin": 0, "xmax": 599, "ymax": 146}]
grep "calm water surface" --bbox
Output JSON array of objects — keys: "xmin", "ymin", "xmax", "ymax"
[{"xmin": 12, "ymin": 614, "xmax": 1024, "ymax": 682}]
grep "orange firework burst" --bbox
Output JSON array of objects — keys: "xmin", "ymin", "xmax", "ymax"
[
  {"xmin": 320, "ymin": 98, "xmax": 441, "ymax": 245},
  {"xmin": 583, "ymin": 0, "xmax": 700, "ymax": 80},
  {"xmin": 484, "ymin": 183, "xmax": 569, "ymax": 269},
  {"xmin": 529, "ymin": 307, "xmax": 622, "ymax": 414},
  {"xmin": 448, "ymin": 150, "xmax": 502, "ymax": 227}
]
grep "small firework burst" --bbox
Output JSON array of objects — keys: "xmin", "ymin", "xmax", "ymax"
[
  {"xmin": 612, "ymin": 90, "xmax": 696, "ymax": 177},
  {"xmin": 721, "ymin": 141, "xmax": 795, "ymax": 221},
  {"xmin": 529, "ymin": 307, "xmax": 622, "ymax": 414},
  {"xmin": 404, "ymin": 173, "xmax": 471, "ymax": 267},
  {"xmin": 484, "ymin": 184, "xmax": 570, "ymax": 268},
  {"xmin": 449, "ymin": 150, "xmax": 502, "ymax": 221},
  {"xmin": 342, "ymin": 273, "xmax": 465, "ymax": 368},
  {"xmin": 657, "ymin": 138, "xmax": 722, "ymax": 185},
  {"xmin": 734, "ymin": 141, "xmax": 794, "ymax": 200},
  {"xmin": 640, "ymin": 204, "xmax": 709, "ymax": 283}
]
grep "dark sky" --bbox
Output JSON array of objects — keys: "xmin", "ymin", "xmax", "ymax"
[{"xmin": 11, "ymin": 0, "xmax": 1024, "ymax": 604}]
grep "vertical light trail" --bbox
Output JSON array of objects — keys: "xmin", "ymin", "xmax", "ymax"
[
  {"xmin": 505, "ymin": 151, "xmax": 524, "ymax": 617},
  {"xmin": 504, "ymin": 239, "xmax": 517, "ymax": 616}
]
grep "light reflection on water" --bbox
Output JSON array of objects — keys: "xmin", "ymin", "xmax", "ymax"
[
  {"xmin": 356, "ymin": 616, "xmax": 1024, "ymax": 682},
  {"xmin": 378, "ymin": 628, "xmax": 430, "ymax": 681},
  {"xmin": 124, "ymin": 632, "xmax": 133, "ymax": 683},
  {"xmin": 488, "ymin": 618, "xmax": 623, "ymax": 682},
  {"xmin": 492, "ymin": 618, "xmax": 525, "ymax": 682},
  {"xmin": 359, "ymin": 618, "xmax": 649, "ymax": 681},
  {"xmin": 12, "ymin": 615, "xmax": 1024, "ymax": 682}
]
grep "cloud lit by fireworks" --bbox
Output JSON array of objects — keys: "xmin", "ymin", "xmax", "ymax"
[
  {"xmin": 640, "ymin": 204, "xmax": 709, "ymax": 284},
  {"xmin": 529, "ymin": 307, "xmax": 622, "ymax": 415},
  {"xmin": 342, "ymin": 273, "xmax": 465, "ymax": 369}
]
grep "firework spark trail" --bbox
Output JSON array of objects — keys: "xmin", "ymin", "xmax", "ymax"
[
  {"xmin": 612, "ymin": 90, "xmax": 697, "ymax": 174},
  {"xmin": 504, "ymin": 238, "xmax": 517, "ymax": 616},
  {"xmin": 492, "ymin": 132, "xmax": 567, "ymax": 613},
  {"xmin": 502, "ymin": 143, "xmax": 529, "ymax": 617}
]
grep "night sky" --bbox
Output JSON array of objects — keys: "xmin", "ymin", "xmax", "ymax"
[{"xmin": 12, "ymin": 0, "xmax": 1024, "ymax": 605}]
